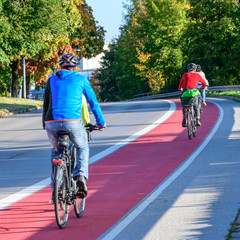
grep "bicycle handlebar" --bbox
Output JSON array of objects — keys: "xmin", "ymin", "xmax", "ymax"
[{"xmin": 85, "ymin": 123, "xmax": 99, "ymax": 133}]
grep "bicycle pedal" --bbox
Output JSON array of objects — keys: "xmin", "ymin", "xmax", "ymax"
[
  {"xmin": 77, "ymin": 191, "xmax": 86, "ymax": 198},
  {"xmin": 77, "ymin": 188, "xmax": 87, "ymax": 198}
]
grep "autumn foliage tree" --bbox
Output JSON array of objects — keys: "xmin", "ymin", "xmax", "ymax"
[
  {"xmin": 0, "ymin": 0, "xmax": 105, "ymax": 97},
  {"xmin": 0, "ymin": 0, "xmax": 83, "ymax": 97},
  {"xmin": 27, "ymin": 0, "xmax": 105, "ymax": 88}
]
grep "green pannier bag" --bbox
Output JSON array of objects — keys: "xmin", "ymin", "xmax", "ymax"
[{"xmin": 181, "ymin": 89, "xmax": 200, "ymax": 107}]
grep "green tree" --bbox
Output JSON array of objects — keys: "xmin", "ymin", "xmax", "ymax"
[
  {"xmin": 97, "ymin": 0, "xmax": 188, "ymax": 101},
  {"xmin": 0, "ymin": 0, "xmax": 82, "ymax": 97},
  {"xmin": 13, "ymin": 0, "xmax": 105, "ymax": 91},
  {"xmin": 74, "ymin": 1, "xmax": 105, "ymax": 59},
  {"xmin": 98, "ymin": 42, "xmax": 121, "ymax": 101},
  {"xmin": 183, "ymin": 0, "xmax": 240, "ymax": 85},
  {"xmin": 0, "ymin": 66, "xmax": 11, "ymax": 97},
  {"xmin": 130, "ymin": 0, "xmax": 187, "ymax": 92}
]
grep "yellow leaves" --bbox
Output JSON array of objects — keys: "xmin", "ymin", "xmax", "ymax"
[
  {"xmin": 138, "ymin": 0, "xmax": 147, "ymax": 15},
  {"xmin": 62, "ymin": 0, "xmax": 82, "ymax": 29},
  {"xmin": 146, "ymin": 69, "xmax": 165, "ymax": 91},
  {"xmin": 136, "ymin": 47, "xmax": 151, "ymax": 63},
  {"xmin": 134, "ymin": 47, "xmax": 165, "ymax": 91},
  {"xmin": 134, "ymin": 47, "xmax": 151, "ymax": 71},
  {"xmin": 184, "ymin": 3, "xmax": 191, "ymax": 11}
]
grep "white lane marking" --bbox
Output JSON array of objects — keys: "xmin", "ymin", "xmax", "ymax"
[
  {"xmin": 100, "ymin": 100, "xmax": 223, "ymax": 240},
  {"xmin": 0, "ymin": 100, "xmax": 176, "ymax": 210},
  {"xmin": 0, "ymin": 178, "xmax": 50, "ymax": 210}
]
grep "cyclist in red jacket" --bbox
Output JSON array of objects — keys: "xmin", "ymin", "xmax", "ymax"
[{"xmin": 178, "ymin": 63, "xmax": 206, "ymax": 127}]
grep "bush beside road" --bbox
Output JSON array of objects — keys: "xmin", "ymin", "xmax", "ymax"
[{"xmin": 0, "ymin": 97, "xmax": 43, "ymax": 118}]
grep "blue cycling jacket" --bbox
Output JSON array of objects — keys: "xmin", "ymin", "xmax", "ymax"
[{"xmin": 43, "ymin": 70, "xmax": 105, "ymax": 127}]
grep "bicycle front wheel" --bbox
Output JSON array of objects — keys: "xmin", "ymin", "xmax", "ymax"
[
  {"xmin": 193, "ymin": 118, "xmax": 197, "ymax": 137},
  {"xmin": 193, "ymin": 109, "xmax": 197, "ymax": 137},
  {"xmin": 54, "ymin": 164, "xmax": 69, "ymax": 229},
  {"xmin": 73, "ymin": 179, "xmax": 85, "ymax": 218}
]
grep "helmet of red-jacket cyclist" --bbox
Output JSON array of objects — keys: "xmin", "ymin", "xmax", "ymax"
[
  {"xmin": 187, "ymin": 63, "xmax": 197, "ymax": 72},
  {"xmin": 59, "ymin": 54, "xmax": 78, "ymax": 69}
]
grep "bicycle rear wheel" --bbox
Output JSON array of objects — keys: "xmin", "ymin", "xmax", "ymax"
[
  {"xmin": 73, "ymin": 180, "xmax": 85, "ymax": 218},
  {"xmin": 186, "ymin": 111, "xmax": 193, "ymax": 140},
  {"xmin": 193, "ymin": 117, "xmax": 197, "ymax": 137},
  {"xmin": 54, "ymin": 163, "xmax": 69, "ymax": 229}
]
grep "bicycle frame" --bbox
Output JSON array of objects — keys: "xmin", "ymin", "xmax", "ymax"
[
  {"xmin": 52, "ymin": 125, "xmax": 99, "ymax": 228},
  {"xmin": 184, "ymin": 105, "xmax": 197, "ymax": 140}
]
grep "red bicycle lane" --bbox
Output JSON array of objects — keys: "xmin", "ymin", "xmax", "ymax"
[{"xmin": 0, "ymin": 99, "xmax": 219, "ymax": 240}]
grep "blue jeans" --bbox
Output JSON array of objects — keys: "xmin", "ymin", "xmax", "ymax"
[
  {"xmin": 197, "ymin": 83, "xmax": 206, "ymax": 101},
  {"xmin": 45, "ymin": 120, "xmax": 89, "ymax": 190}
]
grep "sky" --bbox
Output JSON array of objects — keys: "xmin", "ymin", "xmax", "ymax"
[{"xmin": 86, "ymin": 0, "xmax": 127, "ymax": 43}]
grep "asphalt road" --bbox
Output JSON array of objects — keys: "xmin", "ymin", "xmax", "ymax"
[
  {"xmin": 0, "ymin": 98, "xmax": 240, "ymax": 240},
  {"xmin": 100, "ymin": 98, "xmax": 240, "ymax": 240},
  {"xmin": 0, "ymin": 100, "xmax": 170, "ymax": 200}
]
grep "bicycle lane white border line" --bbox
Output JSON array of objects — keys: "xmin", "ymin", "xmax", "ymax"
[
  {"xmin": 0, "ymin": 100, "xmax": 176, "ymax": 210},
  {"xmin": 99, "ymin": 100, "xmax": 223, "ymax": 240}
]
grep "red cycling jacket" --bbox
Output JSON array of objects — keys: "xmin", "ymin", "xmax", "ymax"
[{"xmin": 178, "ymin": 72, "xmax": 206, "ymax": 90}]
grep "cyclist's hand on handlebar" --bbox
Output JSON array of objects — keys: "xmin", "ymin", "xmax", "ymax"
[{"xmin": 96, "ymin": 123, "xmax": 106, "ymax": 131}]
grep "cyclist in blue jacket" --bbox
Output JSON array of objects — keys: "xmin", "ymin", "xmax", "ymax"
[{"xmin": 43, "ymin": 53, "xmax": 106, "ymax": 198}]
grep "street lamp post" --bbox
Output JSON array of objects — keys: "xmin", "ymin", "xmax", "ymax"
[{"xmin": 22, "ymin": 59, "xmax": 26, "ymax": 98}]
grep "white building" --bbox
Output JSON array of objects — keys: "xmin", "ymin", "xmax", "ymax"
[{"xmin": 78, "ymin": 43, "xmax": 109, "ymax": 80}]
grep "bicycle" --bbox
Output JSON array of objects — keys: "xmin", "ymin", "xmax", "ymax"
[
  {"xmin": 181, "ymin": 96, "xmax": 198, "ymax": 140},
  {"xmin": 52, "ymin": 123, "xmax": 98, "ymax": 229}
]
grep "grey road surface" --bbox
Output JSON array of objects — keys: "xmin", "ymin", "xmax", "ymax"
[
  {"xmin": 0, "ymin": 98, "xmax": 239, "ymax": 240},
  {"xmin": 0, "ymin": 100, "xmax": 170, "ymax": 200},
  {"xmin": 99, "ymin": 98, "xmax": 240, "ymax": 240}
]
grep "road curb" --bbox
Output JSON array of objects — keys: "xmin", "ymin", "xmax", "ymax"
[{"xmin": 0, "ymin": 106, "xmax": 42, "ymax": 118}]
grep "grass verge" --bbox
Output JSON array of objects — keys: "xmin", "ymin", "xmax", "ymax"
[
  {"xmin": 225, "ymin": 209, "xmax": 240, "ymax": 239},
  {"xmin": 207, "ymin": 91, "xmax": 240, "ymax": 99},
  {"xmin": 0, "ymin": 97, "xmax": 43, "ymax": 118}
]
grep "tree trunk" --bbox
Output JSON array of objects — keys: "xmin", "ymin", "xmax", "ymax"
[
  {"xmin": 26, "ymin": 75, "xmax": 30, "ymax": 99},
  {"xmin": 10, "ymin": 60, "xmax": 19, "ymax": 98}
]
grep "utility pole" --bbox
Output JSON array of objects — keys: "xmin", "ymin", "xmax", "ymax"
[{"xmin": 22, "ymin": 59, "xmax": 26, "ymax": 98}]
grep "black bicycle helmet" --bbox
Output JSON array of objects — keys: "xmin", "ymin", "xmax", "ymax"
[
  {"xmin": 59, "ymin": 54, "xmax": 78, "ymax": 69},
  {"xmin": 196, "ymin": 64, "xmax": 201, "ymax": 71},
  {"xmin": 187, "ymin": 63, "xmax": 197, "ymax": 72}
]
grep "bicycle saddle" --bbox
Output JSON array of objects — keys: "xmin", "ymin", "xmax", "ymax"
[{"xmin": 57, "ymin": 131, "xmax": 70, "ymax": 147}]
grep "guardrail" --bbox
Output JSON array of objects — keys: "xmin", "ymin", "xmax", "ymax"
[
  {"xmin": 207, "ymin": 85, "xmax": 240, "ymax": 93},
  {"xmin": 133, "ymin": 90, "xmax": 165, "ymax": 98},
  {"xmin": 128, "ymin": 85, "xmax": 240, "ymax": 101}
]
